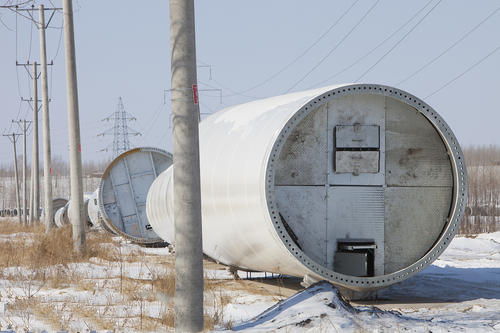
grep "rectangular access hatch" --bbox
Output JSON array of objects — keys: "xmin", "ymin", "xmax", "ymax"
[
  {"xmin": 335, "ymin": 151, "xmax": 379, "ymax": 174},
  {"xmin": 334, "ymin": 240, "xmax": 376, "ymax": 277}
]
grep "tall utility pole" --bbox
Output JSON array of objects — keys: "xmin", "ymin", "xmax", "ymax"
[
  {"xmin": 3, "ymin": 133, "xmax": 22, "ymax": 223},
  {"xmin": 32, "ymin": 62, "xmax": 40, "ymax": 222},
  {"xmin": 17, "ymin": 62, "xmax": 42, "ymax": 224},
  {"xmin": 63, "ymin": 0, "xmax": 86, "ymax": 255},
  {"xmin": 13, "ymin": 119, "xmax": 32, "ymax": 225},
  {"xmin": 29, "ymin": 151, "xmax": 34, "ymax": 224},
  {"xmin": 23, "ymin": 120, "xmax": 28, "ymax": 224},
  {"xmin": 39, "ymin": 4, "xmax": 54, "ymax": 231},
  {"xmin": 15, "ymin": 5, "xmax": 58, "ymax": 224},
  {"xmin": 169, "ymin": 0, "xmax": 204, "ymax": 331}
]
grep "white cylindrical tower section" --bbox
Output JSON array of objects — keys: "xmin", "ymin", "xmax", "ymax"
[
  {"xmin": 54, "ymin": 202, "xmax": 69, "ymax": 228},
  {"xmin": 42, "ymin": 198, "xmax": 68, "ymax": 226},
  {"xmin": 147, "ymin": 84, "xmax": 467, "ymax": 291},
  {"xmin": 146, "ymin": 165, "xmax": 174, "ymax": 242},
  {"xmin": 87, "ymin": 189, "xmax": 101, "ymax": 227}
]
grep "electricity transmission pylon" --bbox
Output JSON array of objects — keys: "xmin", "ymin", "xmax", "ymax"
[{"xmin": 98, "ymin": 97, "xmax": 141, "ymax": 157}]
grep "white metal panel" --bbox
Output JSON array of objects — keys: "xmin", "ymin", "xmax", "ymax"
[
  {"xmin": 384, "ymin": 186, "xmax": 452, "ymax": 274},
  {"xmin": 101, "ymin": 173, "xmax": 116, "ymax": 206},
  {"xmin": 274, "ymin": 105, "xmax": 327, "ymax": 185},
  {"xmin": 111, "ymin": 182, "xmax": 136, "ymax": 217},
  {"xmin": 335, "ymin": 151, "xmax": 379, "ymax": 174},
  {"xmin": 275, "ymin": 186, "xmax": 327, "ymax": 266},
  {"xmin": 87, "ymin": 190, "xmax": 99, "ymax": 226},
  {"xmin": 327, "ymin": 186, "xmax": 385, "ymax": 276},
  {"xmin": 130, "ymin": 173, "xmax": 155, "ymax": 204},
  {"xmin": 147, "ymin": 165, "xmax": 174, "ymax": 243},
  {"xmin": 127, "ymin": 151, "xmax": 154, "ymax": 176},
  {"xmin": 385, "ymin": 97, "xmax": 453, "ymax": 187}
]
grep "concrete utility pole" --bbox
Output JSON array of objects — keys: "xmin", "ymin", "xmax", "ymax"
[
  {"xmin": 17, "ymin": 73, "xmax": 41, "ymax": 225},
  {"xmin": 14, "ymin": 6, "xmax": 58, "ymax": 224},
  {"xmin": 39, "ymin": 4, "xmax": 54, "ymax": 231},
  {"xmin": 29, "ymin": 153, "xmax": 34, "ymax": 224},
  {"xmin": 32, "ymin": 62, "xmax": 40, "ymax": 222},
  {"xmin": 3, "ymin": 133, "xmax": 22, "ymax": 223},
  {"xmin": 169, "ymin": 0, "xmax": 204, "ymax": 331},
  {"xmin": 63, "ymin": 0, "xmax": 86, "ymax": 255},
  {"xmin": 12, "ymin": 119, "xmax": 32, "ymax": 225},
  {"xmin": 12, "ymin": 134, "xmax": 21, "ymax": 223},
  {"xmin": 23, "ymin": 120, "xmax": 28, "ymax": 224}
]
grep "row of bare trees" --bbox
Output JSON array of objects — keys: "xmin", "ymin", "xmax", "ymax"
[
  {"xmin": 1, "ymin": 147, "xmax": 499, "ymax": 234},
  {"xmin": 459, "ymin": 145, "xmax": 500, "ymax": 234},
  {"xmin": 0, "ymin": 156, "xmax": 110, "ymax": 177},
  {"xmin": 0, "ymin": 157, "xmax": 110, "ymax": 208}
]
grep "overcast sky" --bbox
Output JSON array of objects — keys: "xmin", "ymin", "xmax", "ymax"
[{"xmin": 1, "ymin": 0, "xmax": 499, "ymax": 165}]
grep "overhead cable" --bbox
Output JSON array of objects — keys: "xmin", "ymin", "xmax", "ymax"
[
  {"xmin": 355, "ymin": 0, "xmax": 442, "ymax": 82},
  {"xmin": 425, "ymin": 44, "xmax": 500, "ymax": 99},
  {"xmin": 397, "ymin": 5, "xmax": 500, "ymax": 86},
  {"xmin": 286, "ymin": 0, "xmax": 380, "ymax": 93},
  {"xmin": 307, "ymin": 0, "xmax": 434, "ymax": 89}
]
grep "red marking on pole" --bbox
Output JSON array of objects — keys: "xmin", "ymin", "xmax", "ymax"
[
  {"xmin": 192, "ymin": 84, "xmax": 199, "ymax": 105},
  {"xmin": 50, "ymin": 167, "xmax": 52, "ymax": 174},
  {"xmin": 79, "ymin": 144, "xmax": 81, "ymax": 152}
]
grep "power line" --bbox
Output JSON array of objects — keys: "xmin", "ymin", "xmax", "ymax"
[
  {"xmin": 52, "ymin": 21, "xmax": 63, "ymax": 59},
  {"xmin": 307, "ymin": 0, "xmax": 434, "ymax": 89},
  {"xmin": 140, "ymin": 101, "xmax": 166, "ymax": 140},
  {"xmin": 397, "ymin": 5, "xmax": 500, "ymax": 86},
  {"xmin": 425, "ymin": 44, "xmax": 500, "ymax": 99},
  {"xmin": 211, "ymin": 78, "xmax": 257, "ymax": 100},
  {"xmin": 355, "ymin": 0, "xmax": 442, "ymax": 82},
  {"xmin": 285, "ymin": 0, "xmax": 380, "ymax": 93},
  {"xmin": 0, "ymin": 1, "xmax": 34, "ymax": 8},
  {"xmin": 219, "ymin": 0, "xmax": 361, "ymax": 97}
]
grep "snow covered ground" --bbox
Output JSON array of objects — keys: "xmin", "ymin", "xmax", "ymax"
[
  {"xmin": 217, "ymin": 232, "xmax": 500, "ymax": 332},
  {"xmin": 0, "ymin": 230, "xmax": 499, "ymax": 332}
]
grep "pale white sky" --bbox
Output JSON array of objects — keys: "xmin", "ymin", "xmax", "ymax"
[{"xmin": 1, "ymin": 0, "xmax": 499, "ymax": 164}]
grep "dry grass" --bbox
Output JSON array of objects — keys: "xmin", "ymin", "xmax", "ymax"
[
  {"xmin": 33, "ymin": 304, "xmax": 64, "ymax": 331},
  {"xmin": 161, "ymin": 309, "xmax": 175, "ymax": 327},
  {"xmin": 152, "ymin": 269, "xmax": 176, "ymax": 297},
  {"xmin": 71, "ymin": 304, "xmax": 116, "ymax": 331},
  {"xmin": 0, "ymin": 221, "xmax": 118, "ymax": 269},
  {"xmin": 0, "ymin": 221, "xmax": 245, "ymax": 332},
  {"xmin": 0, "ymin": 219, "xmax": 41, "ymax": 234},
  {"xmin": 159, "ymin": 310, "xmax": 229, "ymax": 332}
]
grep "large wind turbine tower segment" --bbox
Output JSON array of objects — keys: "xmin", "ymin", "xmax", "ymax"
[
  {"xmin": 147, "ymin": 83, "xmax": 467, "ymax": 291},
  {"xmin": 98, "ymin": 147, "xmax": 173, "ymax": 244}
]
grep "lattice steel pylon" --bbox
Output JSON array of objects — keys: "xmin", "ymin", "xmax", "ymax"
[{"xmin": 98, "ymin": 97, "xmax": 141, "ymax": 157}]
